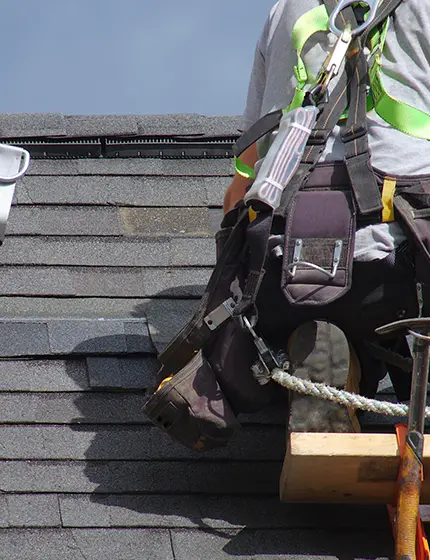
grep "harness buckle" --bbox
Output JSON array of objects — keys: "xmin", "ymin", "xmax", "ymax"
[
  {"xmin": 311, "ymin": 25, "xmax": 353, "ymax": 101},
  {"xmin": 242, "ymin": 315, "xmax": 281, "ymax": 385},
  {"xmin": 288, "ymin": 239, "xmax": 344, "ymax": 279}
]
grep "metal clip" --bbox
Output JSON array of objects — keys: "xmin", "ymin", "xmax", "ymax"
[
  {"xmin": 204, "ymin": 298, "xmax": 236, "ymax": 331},
  {"xmin": 417, "ymin": 283, "xmax": 424, "ymax": 319},
  {"xmin": 313, "ymin": 25, "xmax": 353, "ymax": 99},
  {"xmin": 332, "ymin": 240, "xmax": 343, "ymax": 278},
  {"xmin": 242, "ymin": 316, "xmax": 280, "ymax": 385},
  {"xmin": 329, "ymin": 0, "xmax": 379, "ymax": 38}
]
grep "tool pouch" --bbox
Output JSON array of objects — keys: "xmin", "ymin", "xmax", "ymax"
[
  {"xmin": 143, "ymin": 350, "xmax": 240, "ymax": 452},
  {"xmin": 281, "ymin": 187, "xmax": 356, "ymax": 306},
  {"xmin": 143, "ymin": 203, "xmax": 277, "ymax": 452}
]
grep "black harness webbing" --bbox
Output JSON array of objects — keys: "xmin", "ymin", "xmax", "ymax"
[
  {"xmin": 232, "ymin": 109, "xmax": 284, "ymax": 158},
  {"xmin": 342, "ymin": 45, "xmax": 383, "ymax": 215}
]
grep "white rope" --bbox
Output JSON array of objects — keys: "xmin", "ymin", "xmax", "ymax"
[{"xmin": 272, "ymin": 368, "xmax": 430, "ymax": 418}]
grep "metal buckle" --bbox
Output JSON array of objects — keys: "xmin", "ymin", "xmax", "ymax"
[
  {"xmin": 204, "ymin": 298, "xmax": 236, "ymax": 331},
  {"xmin": 242, "ymin": 316, "xmax": 281, "ymax": 385},
  {"xmin": 329, "ymin": 0, "xmax": 379, "ymax": 38},
  {"xmin": 288, "ymin": 239, "xmax": 343, "ymax": 279}
]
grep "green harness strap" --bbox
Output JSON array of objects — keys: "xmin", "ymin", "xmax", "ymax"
[
  {"xmin": 235, "ymin": 4, "xmax": 329, "ymax": 180},
  {"xmin": 289, "ymin": 4, "xmax": 331, "ymax": 111},
  {"xmin": 369, "ymin": 17, "xmax": 430, "ymax": 139},
  {"xmin": 235, "ymin": 1, "xmax": 430, "ymax": 180}
]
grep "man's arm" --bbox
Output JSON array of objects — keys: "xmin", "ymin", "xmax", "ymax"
[{"xmin": 223, "ymin": 142, "xmax": 258, "ymax": 214}]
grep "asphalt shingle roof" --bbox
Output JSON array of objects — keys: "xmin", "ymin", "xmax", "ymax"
[{"xmin": 0, "ymin": 113, "xmax": 400, "ymax": 559}]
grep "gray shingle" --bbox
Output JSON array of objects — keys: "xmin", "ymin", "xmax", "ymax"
[
  {"xmin": 60, "ymin": 494, "xmax": 201, "ymax": 528},
  {"xmin": 27, "ymin": 158, "xmax": 234, "ymax": 177},
  {"xmin": 0, "ymin": 425, "xmax": 285, "ymax": 461},
  {"xmin": 0, "ymin": 393, "xmax": 149, "ymax": 424},
  {"xmin": 64, "ymin": 115, "xmax": 139, "ymax": 137},
  {"xmin": 59, "ymin": 494, "xmax": 389, "ymax": 530},
  {"xmin": 17, "ymin": 176, "xmax": 225, "ymax": 206},
  {"xmin": 47, "ymin": 319, "xmax": 153, "ymax": 355},
  {"xmin": 141, "ymin": 268, "xmax": 210, "ymax": 298},
  {"xmin": 86, "ymin": 356, "xmax": 158, "ymax": 389},
  {"xmin": 0, "ymin": 495, "xmax": 9, "ymax": 528},
  {"xmin": 7, "ymin": 495, "xmax": 61, "ymax": 528},
  {"xmin": 0, "ymin": 322, "xmax": 49, "ymax": 356},
  {"xmin": 145, "ymin": 298, "xmax": 200, "ymax": 352},
  {"xmin": 8, "ymin": 207, "xmax": 122, "ymax": 236},
  {"xmin": 0, "ymin": 297, "xmax": 151, "ymax": 318},
  {"xmin": 0, "ymin": 426, "xmax": 152, "ymax": 460},
  {"xmin": 170, "ymin": 528, "xmax": 393, "ymax": 560},
  {"xmin": 135, "ymin": 114, "xmax": 242, "ymax": 136},
  {"xmin": 124, "ymin": 322, "xmax": 155, "ymax": 353},
  {"xmin": 0, "ymin": 528, "xmax": 172, "ymax": 560},
  {"xmin": 0, "ymin": 237, "xmax": 171, "ymax": 266},
  {"xmin": 170, "ymin": 237, "xmax": 215, "ymax": 266},
  {"xmin": 0, "ymin": 113, "xmax": 66, "ymax": 137},
  {"xmin": 0, "ymin": 460, "xmax": 280, "ymax": 493},
  {"xmin": 119, "ymin": 207, "xmax": 214, "ymax": 236},
  {"xmin": 47, "ymin": 319, "xmax": 126, "ymax": 355},
  {"xmin": 0, "ymin": 359, "xmax": 89, "ymax": 392},
  {"xmin": 0, "ymin": 266, "xmax": 210, "ymax": 297}
]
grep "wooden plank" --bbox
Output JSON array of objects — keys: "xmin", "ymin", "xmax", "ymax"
[{"xmin": 280, "ymin": 433, "xmax": 430, "ymax": 504}]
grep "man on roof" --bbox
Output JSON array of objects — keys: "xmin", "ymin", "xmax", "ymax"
[{"xmin": 224, "ymin": 0, "xmax": 430, "ymax": 434}]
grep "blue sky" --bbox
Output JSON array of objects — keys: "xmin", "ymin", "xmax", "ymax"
[{"xmin": 5, "ymin": 0, "xmax": 275, "ymax": 116}]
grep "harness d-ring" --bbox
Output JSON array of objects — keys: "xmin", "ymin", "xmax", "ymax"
[{"xmin": 329, "ymin": 0, "xmax": 379, "ymax": 38}]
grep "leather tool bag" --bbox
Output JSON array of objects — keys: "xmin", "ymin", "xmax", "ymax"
[{"xmin": 143, "ymin": 205, "xmax": 277, "ymax": 453}]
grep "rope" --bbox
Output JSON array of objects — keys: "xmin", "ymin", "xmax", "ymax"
[{"xmin": 271, "ymin": 367, "xmax": 430, "ymax": 418}]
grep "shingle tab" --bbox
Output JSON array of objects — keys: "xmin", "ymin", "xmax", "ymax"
[
  {"xmin": 0, "ymin": 237, "xmax": 171, "ymax": 266},
  {"xmin": 145, "ymin": 299, "xmax": 200, "ymax": 352},
  {"xmin": 170, "ymin": 237, "xmax": 215, "ymax": 266},
  {"xmin": 47, "ymin": 319, "xmax": 153, "ymax": 355},
  {"xmin": 0, "ymin": 359, "xmax": 89, "ymax": 392},
  {"xmin": 47, "ymin": 319, "xmax": 126, "ymax": 355},
  {"xmin": 0, "ymin": 393, "xmax": 150, "ymax": 423},
  {"xmin": 119, "ymin": 207, "xmax": 214, "ymax": 236},
  {"xmin": 135, "ymin": 114, "xmax": 242, "ymax": 136},
  {"xmin": 27, "ymin": 158, "xmax": 234, "ymax": 177},
  {"xmin": 0, "ymin": 113, "xmax": 66, "ymax": 137},
  {"xmin": 170, "ymin": 528, "xmax": 393, "ymax": 560},
  {"xmin": 0, "ymin": 322, "xmax": 49, "ymax": 356},
  {"xmin": 0, "ymin": 297, "xmax": 151, "ymax": 319},
  {"xmin": 7, "ymin": 495, "xmax": 61, "ymax": 528},
  {"xmin": 0, "ymin": 266, "xmax": 210, "ymax": 297},
  {"xmin": 0, "ymin": 460, "xmax": 280, "ymax": 493},
  {"xmin": 0, "ymin": 425, "xmax": 285, "ymax": 461},
  {"xmin": 0, "ymin": 495, "xmax": 9, "ymax": 528},
  {"xmin": 59, "ymin": 494, "xmax": 388, "ymax": 530},
  {"xmin": 86, "ymin": 356, "xmax": 158, "ymax": 389},
  {"xmin": 8, "ymin": 207, "xmax": 122, "ymax": 236},
  {"xmin": 17, "ymin": 176, "xmax": 225, "ymax": 206},
  {"xmin": 64, "ymin": 115, "xmax": 139, "ymax": 137},
  {"xmin": 0, "ymin": 528, "xmax": 173, "ymax": 560}
]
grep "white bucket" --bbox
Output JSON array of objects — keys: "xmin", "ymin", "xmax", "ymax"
[{"xmin": 0, "ymin": 144, "xmax": 31, "ymax": 243}]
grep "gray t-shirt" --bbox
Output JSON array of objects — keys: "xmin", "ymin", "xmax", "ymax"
[{"xmin": 243, "ymin": 0, "xmax": 430, "ymax": 261}]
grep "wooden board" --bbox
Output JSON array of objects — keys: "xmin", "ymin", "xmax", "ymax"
[{"xmin": 280, "ymin": 433, "xmax": 430, "ymax": 504}]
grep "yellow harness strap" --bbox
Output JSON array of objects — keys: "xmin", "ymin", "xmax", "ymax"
[{"xmin": 382, "ymin": 177, "xmax": 396, "ymax": 223}]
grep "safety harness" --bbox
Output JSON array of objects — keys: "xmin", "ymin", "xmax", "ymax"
[{"xmin": 156, "ymin": 0, "xmax": 426, "ymax": 385}]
